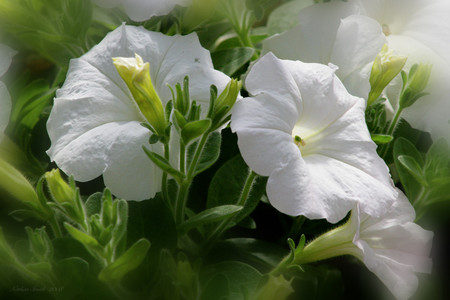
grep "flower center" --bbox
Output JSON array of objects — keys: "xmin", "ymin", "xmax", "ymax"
[
  {"xmin": 382, "ymin": 24, "xmax": 391, "ymax": 36},
  {"xmin": 294, "ymin": 135, "xmax": 306, "ymax": 147}
]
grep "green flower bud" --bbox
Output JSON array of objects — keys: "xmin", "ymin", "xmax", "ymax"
[
  {"xmin": 210, "ymin": 79, "xmax": 241, "ymax": 129},
  {"xmin": 113, "ymin": 54, "xmax": 167, "ymax": 136},
  {"xmin": 0, "ymin": 158, "xmax": 39, "ymax": 207},
  {"xmin": 399, "ymin": 63, "xmax": 432, "ymax": 109},
  {"xmin": 25, "ymin": 227, "xmax": 53, "ymax": 262},
  {"xmin": 255, "ymin": 275, "xmax": 294, "ymax": 300},
  {"xmin": 368, "ymin": 44, "xmax": 407, "ymax": 106},
  {"xmin": 45, "ymin": 169, "xmax": 75, "ymax": 204}
]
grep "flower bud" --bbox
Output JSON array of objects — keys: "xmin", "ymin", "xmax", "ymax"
[
  {"xmin": 399, "ymin": 63, "xmax": 432, "ymax": 109},
  {"xmin": 255, "ymin": 275, "xmax": 294, "ymax": 300},
  {"xmin": 211, "ymin": 79, "xmax": 241, "ymax": 129},
  {"xmin": 45, "ymin": 169, "xmax": 76, "ymax": 204},
  {"xmin": 368, "ymin": 44, "xmax": 407, "ymax": 106},
  {"xmin": 0, "ymin": 158, "xmax": 39, "ymax": 207},
  {"xmin": 113, "ymin": 54, "xmax": 167, "ymax": 136}
]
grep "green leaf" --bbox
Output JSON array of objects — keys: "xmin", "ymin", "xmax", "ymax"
[
  {"xmin": 187, "ymin": 131, "xmax": 222, "ymax": 176},
  {"xmin": 211, "ymin": 47, "xmax": 255, "ymax": 76},
  {"xmin": 213, "ymin": 238, "xmax": 286, "ymax": 269},
  {"xmin": 398, "ymin": 155, "xmax": 427, "ymax": 187},
  {"xmin": 55, "ymin": 257, "xmax": 89, "ymax": 299},
  {"xmin": 98, "ymin": 239, "xmax": 150, "ymax": 282},
  {"xmin": 266, "ymin": 0, "xmax": 314, "ymax": 35},
  {"xmin": 201, "ymin": 274, "xmax": 230, "ymax": 300},
  {"xmin": 202, "ymin": 261, "xmax": 262, "ymax": 300},
  {"xmin": 181, "ymin": 119, "xmax": 212, "ymax": 145},
  {"xmin": 64, "ymin": 223, "xmax": 103, "ymax": 254},
  {"xmin": 142, "ymin": 147, "xmax": 185, "ymax": 182},
  {"xmin": 393, "ymin": 138, "xmax": 424, "ymax": 198},
  {"xmin": 207, "ymin": 155, "xmax": 267, "ymax": 224},
  {"xmin": 215, "ymin": 35, "xmax": 267, "ymax": 51},
  {"xmin": 110, "ymin": 199, "xmax": 128, "ymax": 252},
  {"xmin": 178, "ymin": 205, "xmax": 243, "ymax": 234},
  {"xmin": 85, "ymin": 192, "xmax": 102, "ymax": 217},
  {"xmin": 370, "ymin": 134, "xmax": 393, "ymax": 144}
]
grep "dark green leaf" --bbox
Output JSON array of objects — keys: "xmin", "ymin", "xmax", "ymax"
[
  {"xmin": 398, "ymin": 155, "xmax": 427, "ymax": 187},
  {"xmin": 64, "ymin": 223, "xmax": 103, "ymax": 254},
  {"xmin": 393, "ymin": 138, "xmax": 424, "ymax": 198},
  {"xmin": 187, "ymin": 131, "xmax": 222, "ymax": 176},
  {"xmin": 181, "ymin": 119, "xmax": 212, "ymax": 145},
  {"xmin": 266, "ymin": 0, "xmax": 314, "ymax": 35},
  {"xmin": 207, "ymin": 155, "xmax": 267, "ymax": 224},
  {"xmin": 55, "ymin": 257, "xmax": 89, "ymax": 299},
  {"xmin": 143, "ymin": 147, "xmax": 185, "ymax": 182},
  {"xmin": 202, "ymin": 261, "xmax": 262, "ymax": 300},
  {"xmin": 212, "ymin": 47, "xmax": 255, "ymax": 76},
  {"xmin": 85, "ymin": 192, "xmax": 102, "ymax": 217},
  {"xmin": 179, "ymin": 205, "xmax": 243, "ymax": 234},
  {"xmin": 98, "ymin": 239, "xmax": 150, "ymax": 282}
]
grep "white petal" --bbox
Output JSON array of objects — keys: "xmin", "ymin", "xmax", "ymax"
[
  {"xmin": 0, "ymin": 82, "xmax": 11, "ymax": 133},
  {"xmin": 356, "ymin": 239, "xmax": 419, "ymax": 300},
  {"xmin": 82, "ymin": 25, "xmax": 228, "ymax": 114},
  {"xmin": 0, "ymin": 44, "xmax": 15, "ymax": 77},
  {"xmin": 52, "ymin": 121, "xmax": 143, "ymax": 182},
  {"xmin": 234, "ymin": 128, "xmax": 299, "ymax": 177},
  {"xmin": 103, "ymin": 122, "xmax": 163, "ymax": 200},
  {"xmin": 331, "ymin": 15, "xmax": 386, "ymax": 98},
  {"xmin": 302, "ymin": 153, "xmax": 394, "ymax": 223},
  {"xmin": 266, "ymin": 155, "xmax": 347, "ymax": 221},
  {"xmin": 263, "ymin": 1, "xmax": 358, "ymax": 64},
  {"xmin": 244, "ymin": 53, "xmax": 302, "ymax": 111}
]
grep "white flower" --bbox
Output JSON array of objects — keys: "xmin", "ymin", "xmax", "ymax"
[
  {"xmin": 230, "ymin": 53, "xmax": 397, "ymax": 223},
  {"xmin": 0, "ymin": 44, "xmax": 15, "ymax": 135},
  {"xmin": 263, "ymin": 0, "xmax": 450, "ymax": 140},
  {"xmin": 298, "ymin": 191, "xmax": 433, "ymax": 300},
  {"xmin": 262, "ymin": 1, "xmax": 387, "ymax": 99},
  {"xmin": 46, "ymin": 25, "xmax": 230, "ymax": 200},
  {"xmin": 352, "ymin": 193, "xmax": 433, "ymax": 300},
  {"xmin": 93, "ymin": 0, "xmax": 190, "ymax": 21}
]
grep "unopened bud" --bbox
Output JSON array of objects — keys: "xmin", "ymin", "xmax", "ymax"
[
  {"xmin": 113, "ymin": 54, "xmax": 166, "ymax": 136},
  {"xmin": 45, "ymin": 169, "xmax": 75, "ymax": 204},
  {"xmin": 368, "ymin": 44, "xmax": 407, "ymax": 106},
  {"xmin": 399, "ymin": 63, "xmax": 432, "ymax": 109}
]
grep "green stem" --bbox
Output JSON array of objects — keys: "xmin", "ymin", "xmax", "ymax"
[
  {"xmin": 175, "ymin": 181, "xmax": 190, "ymax": 225},
  {"xmin": 204, "ymin": 171, "xmax": 257, "ymax": 247},
  {"xmin": 413, "ymin": 187, "xmax": 429, "ymax": 222},
  {"xmin": 380, "ymin": 106, "xmax": 404, "ymax": 158},
  {"xmin": 48, "ymin": 215, "xmax": 62, "ymax": 238},
  {"xmin": 174, "ymin": 132, "xmax": 210, "ymax": 225},
  {"xmin": 187, "ymin": 133, "xmax": 209, "ymax": 180},
  {"xmin": 162, "ymin": 142, "xmax": 170, "ymax": 207},
  {"xmin": 180, "ymin": 142, "xmax": 186, "ymax": 175}
]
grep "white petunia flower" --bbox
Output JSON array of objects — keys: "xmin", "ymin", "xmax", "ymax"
[
  {"xmin": 262, "ymin": 1, "xmax": 387, "ymax": 99},
  {"xmin": 297, "ymin": 191, "xmax": 433, "ymax": 300},
  {"xmin": 94, "ymin": 0, "xmax": 190, "ymax": 22},
  {"xmin": 263, "ymin": 0, "xmax": 450, "ymax": 140},
  {"xmin": 46, "ymin": 25, "xmax": 230, "ymax": 200},
  {"xmin": 230, "ymin": 53, "xmax": 397, "ymax": 223},
  {"xmin": 0, "ymin": 44, "xmax": 15, "ymax": 136}
]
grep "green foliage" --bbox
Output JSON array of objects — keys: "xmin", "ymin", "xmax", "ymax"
[
  {"xmin": 98, "ymin": 238, "xmax": 150, "ymax": 282},
  {"xmin": 207, "ymin": 155, "xmax": 267, "ymax": 224},
  {"xmin": 0, "ymin": 0, "xmax": 95, "ymax": 66},
  {"xmin": 266, "ymin": 0, "xmax": 314, "ymax": 35},
  {"xmin": 178, "ymin": 205, "xmax": 243, "ymax": 234},
  {"xmin": 187, "ymin": 131, "xmax": 222, "ymax": 176},
  {"xmin": 212, "ymin": 47, "xmax": 255, "ymax": 76},
  {"xmin": 394, "ymin": 138, "xmax": 450, "ymax": 220}
]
